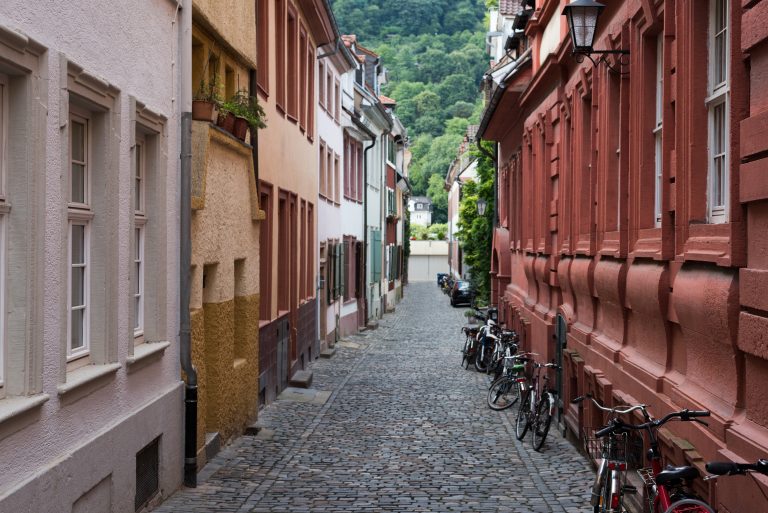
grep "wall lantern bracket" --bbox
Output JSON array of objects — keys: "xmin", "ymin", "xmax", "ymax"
[{"xmin": 562, "ymin": 0, "xmax": 630, "ymax": 75}]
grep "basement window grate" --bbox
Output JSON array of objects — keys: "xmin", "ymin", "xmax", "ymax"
[{"xmin": 135, "ymin": 437, "xmax": 160, "ymax": 512}]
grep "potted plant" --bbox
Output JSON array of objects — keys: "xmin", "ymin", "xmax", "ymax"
[
  {"xmin": 216, "ymin": 99, "xmax": 236, "ymax": 133},
  {"xmin": 226, "ymin": 90, "xmax": 267, "ymax": 141},
  {"xmin": 192, "ymin": 77, "xmax": 222, "ymax": 123}
]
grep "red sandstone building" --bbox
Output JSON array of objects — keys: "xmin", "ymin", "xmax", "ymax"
[{"xmin": 480, "ymin": 0, "xmax": 768, "ymax": 509}]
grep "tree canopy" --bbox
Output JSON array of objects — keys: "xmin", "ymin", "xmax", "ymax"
[{"xmin": 331, "ymin": 0, "xmax": 489, "ymax": 223}]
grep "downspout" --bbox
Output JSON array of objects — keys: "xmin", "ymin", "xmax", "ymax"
[
  {"xmin": 352, "ymin": 116, "xmax": 376, "ymax": 324},
  {"xmin": 178, "ymin": 0, "xmax": 198, "ymax": 488}
]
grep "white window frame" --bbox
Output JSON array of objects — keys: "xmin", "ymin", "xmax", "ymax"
[
  {"xmin": 707, "ymin": 0, "xmax": 729, "ymax": 224},
  {"xmin": 134, "ymin": 136, "xmax": 146, "ymax": 341},
  {"xmin": 654, "ymin": 33, "xmax": 663, "ymax": 227},
  {"xmin": 67, "ymin": 219, "xmax": 90, "ymax": 360},
  {"xmin": 67, "ymin": 109, "xmax": 92, "ymax": 361},
  {"xmin": 0, "ymin": 74, "xmax": 7, "ymax": 386},
  {"xmin": 68, "ymin": 112, "xmax": 90, "ymax": 209}
]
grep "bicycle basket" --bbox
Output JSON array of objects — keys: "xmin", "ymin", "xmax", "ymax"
[{"xmin": 583, "ymin": 428, "xmax": 629, "ymax": 464}]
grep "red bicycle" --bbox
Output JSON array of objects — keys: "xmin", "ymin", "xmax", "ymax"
[{"xmin": 593, "ymin": 406, "xmax": 714, "ymax": 513}]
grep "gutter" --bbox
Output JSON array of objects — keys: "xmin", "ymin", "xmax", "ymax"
[
  {"xmin": 178, "ymin": 0, "xmax": 198, "ymax": 488},
  {"xmin": 352, "ymin": 115, "xmax": 379, "ymax": 325},
  {"xmin": 476, "ymin": 48, "xmax": 532, "ymax": 142}
]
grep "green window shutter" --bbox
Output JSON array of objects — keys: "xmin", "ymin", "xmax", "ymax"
[
  {"xmin": 372, "ymin": 230, "xmax": 381, "ymax": 282},
  {"xmin": 340, "ymin": 242, "xmax": 347, "ymax": 299}
]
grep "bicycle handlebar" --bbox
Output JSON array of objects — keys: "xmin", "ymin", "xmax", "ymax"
[
  {"xmin": 571, "ymin": 394, "xmax": 648, "ymax": 416},
  {"xmin": 706, "ymin": 460, "xmax": 768, "ymax": 476},
  {"xmin": 594, "ymin": 408, "xmax": 711, "ymax": 438}
]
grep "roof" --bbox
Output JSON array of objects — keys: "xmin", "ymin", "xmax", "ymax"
[
  {"xmin": 410, "ymin": 196, "xmax": 432, "ymax": 204},
  {"xmin": 341, "ymin": 35, "xmax": 367, "ymax": 63},
  {"xmin": 499, "ymin": 0, "xmax": 524, "ymax": 16},
  {"xmin": 379, "ymin": 94, "xmax": 397, "ymax": 106}
]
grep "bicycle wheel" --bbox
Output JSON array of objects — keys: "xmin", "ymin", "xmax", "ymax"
[
  {"xmin": 515, "ymin": 391, "xmax": 531, "ymax": 440},
  {"xmin": 461, "ymin": 336, "xmax": 472, "ymax": 369},
  {"xmin": 531, "ymin": 393, "xmax": 553, "ymax": 451},
  {"xmin": 474, "ymin": 344, "xmax": 489, "ymax": 372},
  {"xmin": 662, "ymin": 498, "xmax": 716, "ymax": 513},
  {"xmin": 487, "ymin": 376, "xmax": 520, "ymax": 410}
]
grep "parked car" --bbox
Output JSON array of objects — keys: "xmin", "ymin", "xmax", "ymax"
[{"xmin": 450, "ymin": 280, "xmax": 474, "ymax": 307}]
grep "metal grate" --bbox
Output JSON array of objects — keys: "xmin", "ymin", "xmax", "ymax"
[{"xmin": 135, "ymin": 437, "xmax": 160, "ymax": 512}]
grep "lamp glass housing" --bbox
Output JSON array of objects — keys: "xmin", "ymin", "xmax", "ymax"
[
  {"xmin": 563, "ymin": 0, "xmax": 605, "ymax": 53},
  {"xmin": 477, "ymin": 198, "xmax": 487, "ymax": 216}
]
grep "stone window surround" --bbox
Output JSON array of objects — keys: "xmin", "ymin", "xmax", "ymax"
[
  {"xmin": 60, "ymin": 56, "xmax": 121, "ymax": 388},
  {"xmin": 129, "ymin": 97, "xmax": 170, "ymax": 364},
  {"xmin": 0, "ymin": 23, "xmax": 48, "ymax": 423}
]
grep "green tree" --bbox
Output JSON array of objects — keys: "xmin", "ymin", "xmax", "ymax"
[
  {"xmin": 456, "ymin": 141, "xmax": 495, "ymax": 303},
  {"xmin": 427, "ymin": 174, "xmax": 448, "ymax": 224}
]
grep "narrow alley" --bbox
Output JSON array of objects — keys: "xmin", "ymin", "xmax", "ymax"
[{"xmin": 155, "ymin": 283, "xmax": 593, "ymax": 513}]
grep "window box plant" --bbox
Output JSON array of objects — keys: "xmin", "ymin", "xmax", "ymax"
[
  {"xmin": 192, "ymin": 77, "xmax": 222, "ymax": 123},
  {"xmin": 223, "ymin": 90, "xmax": 267, "ymax": 141}
]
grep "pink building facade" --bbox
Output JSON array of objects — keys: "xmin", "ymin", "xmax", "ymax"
[{"xmin": 482, "ymin": 1, "xmax": 768, "ymax": 510}]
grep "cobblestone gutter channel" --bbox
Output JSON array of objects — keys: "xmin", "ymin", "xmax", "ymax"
[{"xmin": 154, "ymin": 283, "xmax": 594, "ymax": 513}]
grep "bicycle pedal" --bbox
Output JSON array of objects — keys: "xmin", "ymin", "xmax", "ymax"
[{"xmin": 622, "ymin": 485, "xmax": 637, "ymax": 494}]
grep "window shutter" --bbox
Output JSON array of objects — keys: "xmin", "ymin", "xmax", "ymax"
[
  {"xmin": 372, "ymin": 230, "xmax": 381, "ymax": 282},
  {"xmin": 356, "ymin": 240, "xmax": 364, "ymax": 298},
  {"xmin": 339, "ymin": 241, "xmax": 347, "ymax": 298},
  {"xmin": 335, "ymin": 242, "xmax": 341, "ymax": 300}
]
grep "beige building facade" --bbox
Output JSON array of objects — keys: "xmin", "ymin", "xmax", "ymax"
[{"xmin": 189, "ymin": 1, "xmax": 262, "ymax": 462}]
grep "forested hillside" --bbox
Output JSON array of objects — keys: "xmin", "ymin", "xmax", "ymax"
[{"xmin": 331, "ymin": 0, "xmax": 489, "ymax": 223}]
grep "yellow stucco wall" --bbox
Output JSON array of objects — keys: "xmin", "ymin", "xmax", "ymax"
[
  {"xmin": 193, "ymin": 1, "xmax": 256, "ymax": 67},
  {"xmin": 190, "ymin": 121, "xmax": 261, "ymax": 451}
]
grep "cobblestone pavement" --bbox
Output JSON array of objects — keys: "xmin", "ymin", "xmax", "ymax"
[{"xmin": 155, "ymin": 283, "xmax": 594, "ymax": 513}]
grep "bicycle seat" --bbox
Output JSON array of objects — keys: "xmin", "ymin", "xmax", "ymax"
[{"xmin": 655, "ymin": 466, "xmax": 700, "ymax": 486}]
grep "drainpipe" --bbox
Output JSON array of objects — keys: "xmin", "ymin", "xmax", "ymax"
[
  {"xmin": 178, "ymin": 0, "xmax": 198, "ymax": 488},
  {"xmin": 352, "ymin": 116, "xmax": 376, "ymax": 324},
  {"xmin": 249, "ymin": 69, "xmax": 260, "ymax": 191}
]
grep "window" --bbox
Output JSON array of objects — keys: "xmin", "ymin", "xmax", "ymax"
[
  {"xmin": 334, "ymin": 153, "xmax": 341, "ymax": 203},
  {"xmin": 326, "ymin": 67, "xmax": 332, "ymax": 110},
  {"xmin": 68, "ymin": 112, "xmax": 91, "ymax": 361},
  {"xmin": 387, "ymin": 135, "xmax": 396, "ymax": 165},
  {"xmin": 275, "ymin": 0, "xmax": 285, "ymax": 112},
  {"xmin": 654, "ymin": 34, "xmax": 663, "ymax": 227},
  {"xmin": 326, "ymin": 145, "xmax": 333, "ymax": 202},
  {"xmin": 259, "ymin": 183, "xmax": 273, "ymax": 320},
  {"xmin": 299, "ymin": 25, "xmax": 307, "ymax": 131},
  {"xmin": 0, "ymin": 74, "xmax": 5, "ymax": 386},
  {"xmin": 306, "ymin": 203, "xmax": 314, "ymax": 298},
  {"xmin": 334, "ymin": 79, "xmax": 341, "ymax": 122},
  {"xmin": 318, "ymin": 61, "xmax": 325, "ymax": 109},
  {"xmin": 357, "ymin": 139, "xmax": 363, "ymax": 202},
  {"xmin": 256, "ymin": 0, "xmax": 269, "ymax": 97},
  {"xmin": 319, "ymin": 140, "xmax": 327, "ymax": 198},
  {"xmin": 286, "ymin": 4, "xmax": 298, "ymax": 120},
  {"xmin": 707, "ymin": 0, "xmax": 729, "ymax": 223},
  {"xmin": 133, "ymin": 137, "xmax": 146, "ymax": 341},
  {"xmin": 307, "ymin": 47, "xmax": 315, "ymax": 140}
]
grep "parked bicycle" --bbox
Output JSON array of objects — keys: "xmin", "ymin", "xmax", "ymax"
[
  {"xmin": 515, "ymin": 360, "xmax": 559, "ymax": 451},
  {"xmin": 592, "ymin": 405, "xmax": 713, "ymax": 513},
  {"xmin": 460, "ymin": 324, "xmax": 479, "ymax": 369},
  {"xmin": 485, "ymin": 327, "xmax": 519, "ymax": 380},
  {"xmin": 572, "ymin": 394, "xmax": 642, "ymax": 513},
  {"xmin": 487, "ymin": 353, "xmax": 532, "ymax": 411}
]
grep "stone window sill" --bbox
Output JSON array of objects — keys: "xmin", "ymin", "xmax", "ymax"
[
  {"xmin": 0, "ymin": 394, "xmax": 50, "ymax": 425},
  {"xmin": 127, "ymin": 341, "xmax": 171, "ymax": 366},
  {"xmin": 57, "ymin": 363, "xmax": 121, "ymax": 395}
]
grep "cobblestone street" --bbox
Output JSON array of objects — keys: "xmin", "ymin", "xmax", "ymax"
[{"xmin": 155, "ymin": 283, "xmax": 594, "ymax": 513}]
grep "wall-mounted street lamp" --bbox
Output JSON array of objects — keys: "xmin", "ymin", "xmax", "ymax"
[
  {"xmin": 477, "ymin": 198, "xmax": 487, "ymax": 216},
  {"xmin": 562, "ymin": 0, "xmax": 629, "ymax": 74}
]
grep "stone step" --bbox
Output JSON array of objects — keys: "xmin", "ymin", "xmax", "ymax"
[
  {"xmin": 320, "ymin": 348, "xmax": 336, "ymax": 358},
  {"xmin": 289, "ymin": 369, "xmax": 313, "ymax": 388}
]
